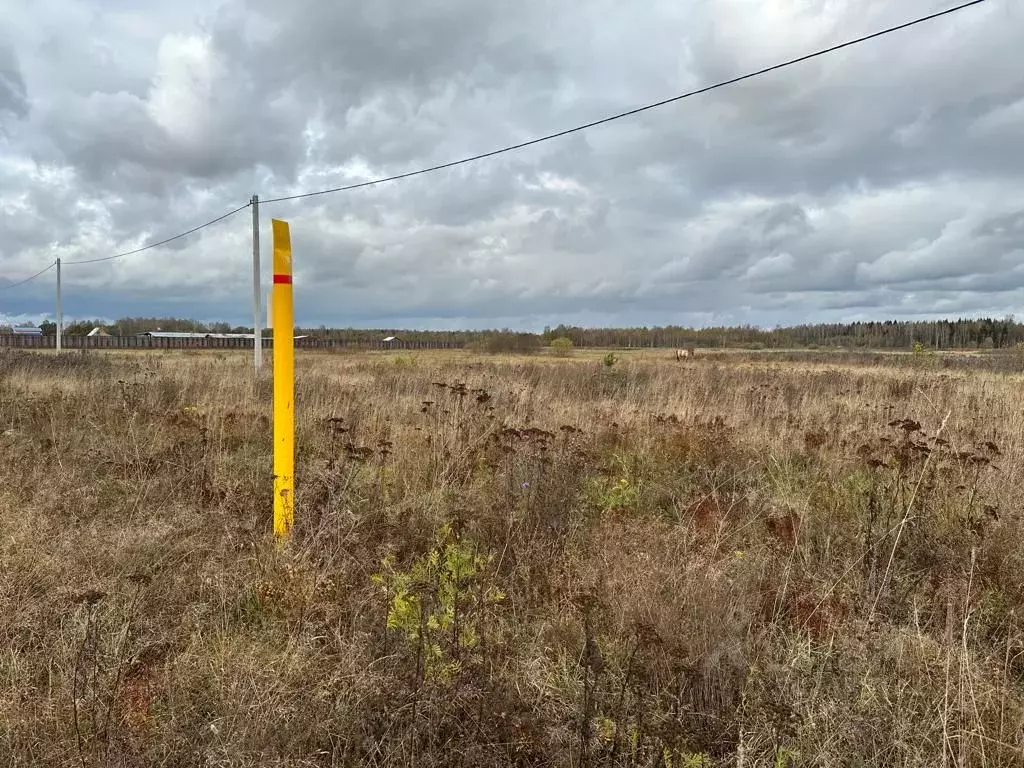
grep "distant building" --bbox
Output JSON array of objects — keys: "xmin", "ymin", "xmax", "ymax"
[
  {"xmin": 139, "ymin": 331, "xmax": 253, "ymax": 339},
  {"xmin": 87, "ymin": 327, "xmax": 109, "ymax": 337},
  {"xmin": 12, "ymin": 326, "xmax": 42, "ymax": 336},
  {"xmin": 382, "ymin": 336, "xmax": 400, "ymax": 343},
  {"xmin": 137, "ymin": 330, "xmax": 308, "ymax": 340}
]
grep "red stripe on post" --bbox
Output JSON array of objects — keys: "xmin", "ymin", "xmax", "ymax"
[{"xmin": 273, "ymin": 274, "xmax": 292, "ymax": 285}]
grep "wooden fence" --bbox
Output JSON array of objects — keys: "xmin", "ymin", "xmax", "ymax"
[{"xmin": 0, "ymin": 335, "xmax": 463, "ymax": 351}]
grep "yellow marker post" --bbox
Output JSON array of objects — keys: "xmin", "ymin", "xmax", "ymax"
[{"xmin": 272, "ymin": 219, "xmax": 294, "ymax": 539}]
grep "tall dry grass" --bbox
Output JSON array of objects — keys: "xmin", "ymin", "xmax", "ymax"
[{"xmin": 1, "ymin": 348, "xmax": 1022, "ymax": 767}]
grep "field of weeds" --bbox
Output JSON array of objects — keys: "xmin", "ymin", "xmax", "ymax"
[{"xmin": 1, "ymin": 348, "xmax": 1023, "ymax": 767}]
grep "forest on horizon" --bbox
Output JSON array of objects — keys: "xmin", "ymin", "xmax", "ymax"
[{"xmin": 2, "ymin": 315, "xmax": 1023, "ymax": 351}]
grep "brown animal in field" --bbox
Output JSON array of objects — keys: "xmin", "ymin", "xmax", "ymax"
[{"xmin": 675, "ymin": 347, "xmax": 696, "ymax": 361}]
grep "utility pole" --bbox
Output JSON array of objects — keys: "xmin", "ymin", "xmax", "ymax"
[
  {"xmin": 252, "ymin": 194, "xmax": 262, "ymax": 371},
  {"xmin": 55, "ymin": 257, "xmax": 62, "ymax": 353}
]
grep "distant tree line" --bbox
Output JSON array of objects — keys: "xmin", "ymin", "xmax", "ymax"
[
  {"xmin": 540, "ymin": 317, "xmax": 1024, "ymax": 350},
  {"xmin": 2, "ymin": 315, "xmax": 1022, "ymax": 351},
  {"xmin": 0, "ymin": 318, "xmax": 252, "ymax": 336}
]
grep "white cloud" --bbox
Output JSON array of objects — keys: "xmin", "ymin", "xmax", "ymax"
[{"xmin": 146, "ymin": 34, "xmax": 224, "ymax": 148}]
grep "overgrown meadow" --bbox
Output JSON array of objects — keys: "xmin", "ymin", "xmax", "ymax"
[{"xmin": 1, "ymin": 348, "xmax": 1022, "ymax": 766}]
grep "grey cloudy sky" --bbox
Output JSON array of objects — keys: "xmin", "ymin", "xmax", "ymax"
[{"xmin": 0, "ymin": 0, "xmax": 1021, "ymax": 330}]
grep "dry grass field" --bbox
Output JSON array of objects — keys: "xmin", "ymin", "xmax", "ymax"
[{"xmin": 1, "ymin": 348, "xmax": 1023, "ymax": 767}]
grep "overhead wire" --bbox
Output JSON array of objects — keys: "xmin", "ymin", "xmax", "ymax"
[
  {"xmin": 63, "ymin": 202, "xmax": 252, "ymax": 265},
  {"xmin": 260, "ymin": 0, "xmax": 989, "ymax": 204},
  {"xmin": 0, "ymin": 260, "xmax": 57, "ymax": 291}
]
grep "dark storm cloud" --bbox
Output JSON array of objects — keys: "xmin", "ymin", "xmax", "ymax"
[
  {"xmin": 1, "ymin": 0, "xmax": 1023, "ymax": 329},
  {"xmin": 0, "ymin": 44, "xmax": 28, "ymax": 120}
]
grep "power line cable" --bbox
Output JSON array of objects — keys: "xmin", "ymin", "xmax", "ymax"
[
  {"xmin": 64, "ymin": 202, "xmax": 252, "ymax": 265},
  {"xmin": 0, "ymin": 260, "xmax": 56, "ymax": 291},
  {"xmin": 262, "ymin": 0, "xmax": 989, "ymax": 205}
]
